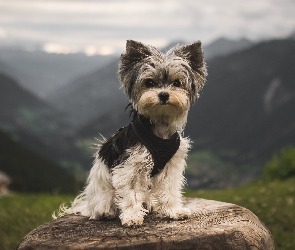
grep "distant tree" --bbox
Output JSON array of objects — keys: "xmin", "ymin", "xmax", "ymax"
[{"xmin": 263, "ymin": 147, "xmax": 295, "ymax": 180}]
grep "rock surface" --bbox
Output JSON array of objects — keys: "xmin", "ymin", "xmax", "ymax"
[{"xmin": 17, "ymin": 198, "xmax": 274, "ymax": 250}]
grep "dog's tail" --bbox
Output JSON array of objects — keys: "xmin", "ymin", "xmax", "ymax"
[{"xmin": 52, "ymin": 192, "xmax": 88, "ymax": 219}]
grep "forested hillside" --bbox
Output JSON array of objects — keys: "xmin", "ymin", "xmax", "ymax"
[{"xmin": 0, "ymin": 129, "xmax": 81, "ymax": 193}]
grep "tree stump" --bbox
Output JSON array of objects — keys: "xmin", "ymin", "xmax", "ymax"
[{"xmin": 17, "ymin": 198, "xmax": 274, "ymax": 250}]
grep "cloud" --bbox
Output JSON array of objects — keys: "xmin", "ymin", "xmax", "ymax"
[{"xmin": 1, "ymin": 0, "xmax": 294, "ymax": 54}]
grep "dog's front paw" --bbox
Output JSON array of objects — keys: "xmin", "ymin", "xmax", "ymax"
[
  {"xmin": 101, "ymin": 211, "xmax": 117, "ymax": 220},
  {"xmin": 157, "ymin": 206, "xmax": 191, "ymax": 220},
  {"xmin": 89, "ymin": 207, "xmax": 117, "ymax": 220},
  {"xmin": 170, "ymin": 207, "xmax": 192, "ymax": 220},
  {"xmin": 121, "ymin": 216, "xmax": 144, "ymax": 227},
  {"xmin": 119, "ymin": 208, "xmax": 147, "ymax": 227}
]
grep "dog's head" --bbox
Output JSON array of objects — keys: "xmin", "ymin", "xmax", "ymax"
[{"xmin": 119, "ymin": 40, "xmax": 207, "ymax": 125}]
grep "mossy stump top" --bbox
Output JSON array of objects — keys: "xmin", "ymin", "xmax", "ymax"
[{"xmin": 17, "ymin": 198, "xmax": 274, "ymax": 250}]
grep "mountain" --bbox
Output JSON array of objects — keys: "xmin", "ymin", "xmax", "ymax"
[
  {"xmin": 0, "ymin": 72, "xmax": 90, "ymax": 173},
  {"xmin": 185, "ymin": 39, "xmax": 295, "ymax": 163},
  {"xmin": 2, "ymin": 38, "xmax": 292, "ymax": 190},
  {"xmin": 46, "ymin": 59, "xmax": 129, "ymax": 126},
  {"xmin": 203, "ymin": 37, "xmax": 253, "ymax": 59},
  {"xmin": 0, "ymin": 129, "xmax": 81, "ymax": 193},
  {"xmin": 76, "ymin": 109, "xmax": 131, "ymax": 140},
  {"xmin": 85, "ymin": 38, "xmax": 295, "ymax": 189},
  {"xmin": 75, "ymin": 39, "xmax": 295, "ymax": 165},
  {"xmin": 160, "ymin": 38, "xmax": 253, "ymax": 60},
  {"xmin": 44, "ymin": 38, "xmax": 295, "ymax": 181},
  {"xmin": 46, "ymin": 37, "xmax": 253, "ymax": 127},
  {"xmin": 0, "ymin": 49, "xmax": 115, "ymax": 97}
]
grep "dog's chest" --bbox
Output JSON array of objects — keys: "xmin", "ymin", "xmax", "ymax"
[{"xmin": 98, "ymin": 118, "xmax": 181, "ymax": 177}]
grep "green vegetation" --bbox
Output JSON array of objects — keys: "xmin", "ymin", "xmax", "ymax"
[
  {"xmin": 263, "ymin": 146, "xmax": 295, "ymax": 181},
  {"xmin": 186, "ymin": 150, "xmax": 260, "ymax": 189},
  {"xmin": 17, "ymin": 107, "xmax": 58, "ymax": 134},
  {"xmin": 59, "ymin": 159, "xmax": 88, "ymax": 182},
  {"xmin": 186, "ymin": 178, "xmax": 295, "ymax": 250},
  {"xmin": 75, "ymin": 138, "xmax": 96, "ymax": 159},
  {"xmin": 0, "ymin": 194, "xmax": 73, "ymax": 250}
]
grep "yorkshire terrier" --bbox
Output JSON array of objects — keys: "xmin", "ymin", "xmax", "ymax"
[{"xmin": 56, "ymin": 40, "xmax": 207, "ymax": 227}]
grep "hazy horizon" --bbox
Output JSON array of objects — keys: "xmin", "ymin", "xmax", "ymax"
[{"xmin": 1, "ymin": 0, "xmax": 294, "ymax": 55}]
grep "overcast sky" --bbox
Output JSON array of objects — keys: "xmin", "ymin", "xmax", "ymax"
[{"xmin": 1, "ymin": 0, "xmax": 294, "ymax": 55}]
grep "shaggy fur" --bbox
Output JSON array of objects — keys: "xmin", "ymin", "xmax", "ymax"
[{"xmin": 55, "ymin": 40, "xmax": 207, "ymax": 227}]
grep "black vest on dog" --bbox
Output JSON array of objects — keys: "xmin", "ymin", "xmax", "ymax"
[{"xmin": 98, "ymin": 116, "xmax": 180, "ymax": 177}]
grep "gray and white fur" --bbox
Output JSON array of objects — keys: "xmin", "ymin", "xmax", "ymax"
[{"xmin": 54, "ymin": 40, "xmax": 207, "ymax": 227}]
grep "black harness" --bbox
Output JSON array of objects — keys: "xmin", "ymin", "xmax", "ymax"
[{"xmin": 98, "ymin": 116, "xmax": 180, "ymax": 177}]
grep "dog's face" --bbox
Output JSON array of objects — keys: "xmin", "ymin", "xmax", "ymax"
[{"xmin": 119, "ymin": 40, "xmax": 207, "ymax": 125}]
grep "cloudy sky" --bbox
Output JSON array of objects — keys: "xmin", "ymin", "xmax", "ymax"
[{"xmin": 1, "ymin": 0, "xmax": 294, "ymax": 55}]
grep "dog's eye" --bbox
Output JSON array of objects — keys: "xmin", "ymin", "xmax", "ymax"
[
  {"xmin": 145, "ymin": 79, "xmax": 157, "ymax": 88},
  {"xmin": 172, "ymin": 80, "xmax": 181, "ymax": 87}
]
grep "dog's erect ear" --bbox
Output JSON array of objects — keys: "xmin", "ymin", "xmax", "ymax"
[
  {"xmin": 119, "ymin": 40, "xmax": 160, "ymax": 97},
  {"xmin": 124, "ymin": 40, "xmax": 153, "ymax": 63},
  {"xmin": 173, "ymin": 41, "xmax": 207, "ymax": 98},
  {"xmin": 173, "ymin": 41, "xmax": 207, "ymax": 77}
]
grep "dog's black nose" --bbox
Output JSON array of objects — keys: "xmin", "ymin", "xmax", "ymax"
[{"xmin": 159, "ymin": 92, "xmax": 169, "ymax": 104}]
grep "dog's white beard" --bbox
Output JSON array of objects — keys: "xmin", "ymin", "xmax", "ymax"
[{"xmin": 54, "ymin": 137, "xmax": 191, "ymax": 227}]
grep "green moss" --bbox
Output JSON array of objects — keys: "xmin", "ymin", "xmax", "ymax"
[{"xmin": 264, "ymin": 147, "xmax": 295, "ymax": 180}]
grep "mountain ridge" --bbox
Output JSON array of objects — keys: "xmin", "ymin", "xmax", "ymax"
[
  {"xmin": 0, "ymin": 72, "xmax": 90, "ymax": 173},
  {"xmin": 0, "ymin": 49, "xmax": 115, "ymax": 97},
  {"xmin": 0, "ymin": 128, "xmax": 80, "ymax": 193},
  {"xmin": 186, "ymin": 39, "xmax": 295, "ymax": 162},
  {"xmin": 73, "ymin": 39, "xmax": 295, "ymax": 166},
  {"xmin": 45, "ymin": 37, "xmax": 253, "ymax": 126}
]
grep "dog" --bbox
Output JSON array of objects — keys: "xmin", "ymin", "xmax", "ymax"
[{"xmin": 55, "ymin": 40, "xmax": 207, "ymax": 227}]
